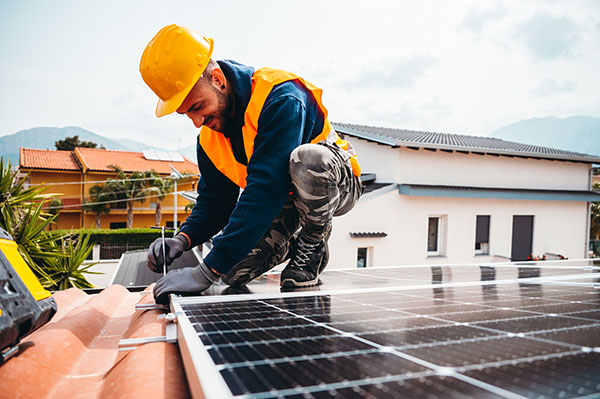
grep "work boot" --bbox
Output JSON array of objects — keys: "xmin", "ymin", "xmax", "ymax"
[{"xmin": 280, "ymin": 236, "xmax": 329, "ymax": 287}]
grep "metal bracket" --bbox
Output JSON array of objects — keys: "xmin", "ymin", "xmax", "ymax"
[
  {"xmin": 118, "ymin": 313, "xmax": 179, "ymax": 351},
  {"xmin": 0, "ymin": 345, "xmax": 19, "ymax": 364},
  {"xmin": 135, "ymin": 303, "xmax": 169, "ymax": 311}
]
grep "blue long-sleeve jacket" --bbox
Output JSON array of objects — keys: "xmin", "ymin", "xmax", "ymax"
[{"xmin": 178, "ymin": 60, "xmax": 325, "ymax": 274}]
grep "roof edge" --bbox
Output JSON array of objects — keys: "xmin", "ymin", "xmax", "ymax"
[
  {"xmin": 334, "ymin": 123, "xmax": 600, "ymax": 164},
  {"xmin": 399, "ymin": 183, "xmax": 600, "ymax": 202}
]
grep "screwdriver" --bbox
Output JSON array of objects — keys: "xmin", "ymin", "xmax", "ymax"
[{"xmin": 150, "ymin": 226, "xmax": 175, "ymax": 276}]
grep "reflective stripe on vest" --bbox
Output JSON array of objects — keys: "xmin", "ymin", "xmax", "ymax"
[{"xmin": 199, "ymin": 68, "xmax": 361, "ymax": 188}]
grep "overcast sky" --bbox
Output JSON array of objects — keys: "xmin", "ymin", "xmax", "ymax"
[{"xmin": 1, "ymin": 0, "xmax": 598, "ymax": 149}]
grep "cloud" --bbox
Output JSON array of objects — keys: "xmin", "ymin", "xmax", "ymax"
[
  {"xmin": 533, "ymin": 78, "xmax": 577, "ymax": 96},
  {"xmin": 515, "ymin": 12, "xmax": 580, "ymax": 60},
  {"xmin": 460, "ymin": 5, "xmax": 506, "ymax": 32},
  {"xmin": 349, "ymin": 56, "xmax": 440, "ymax": 89}
]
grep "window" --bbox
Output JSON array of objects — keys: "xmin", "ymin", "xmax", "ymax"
[
  {"xmin": 357, "ymin": 247, "xmax": 368, "ymax": 268},
  {"xmin": 110, "ymin": 222, "xmax": 127, "ymax": 229},
  {"xmin": 427, "ymin": 216, "xmax": 445, "ymax": 256},
  {"xmin": 166, "ymin": 221, "xmax": 182, "ymax": 229},
  {"xmin": 475, "ymin": 215, "xmax": 490, "ymax": 254}
]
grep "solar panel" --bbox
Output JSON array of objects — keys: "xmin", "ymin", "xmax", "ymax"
[
  {"xmin": 171, "ymin": 260, "xmax": 600, "ymax": 398},
  {"xmin": 110, "ymin": 247, "xmax": 203, "ymax": 287},
  {"xmin": 142, "ymin": 149, "xmax": 185, "ymax": 162}
]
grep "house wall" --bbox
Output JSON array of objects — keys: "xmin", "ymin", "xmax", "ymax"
[
  {"xmin": 27, "ymin": 170, "xmax": 82, "ymax": 198},
  {"xmin": 81, "ymin": 170, "xmax": 196, "ymax": 230},
  {"xmin": 396, "ymin": 147, "xmax": 589, "ymax": 190},
  {"xmin": 329, "ymin": 190, "xmax": 588, "ymax": 269},
  {"xmin": 22, "ymin": 168, "xmax": 197, "ymax": 230},
  {"xmin": 347, "ymin": 138, "xmax": 399, "ymax": 182}
]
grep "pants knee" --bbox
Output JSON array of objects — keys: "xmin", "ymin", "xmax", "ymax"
[{"xmin": 289, "ymin": 144, "xmax": 331, "ymax": 182}]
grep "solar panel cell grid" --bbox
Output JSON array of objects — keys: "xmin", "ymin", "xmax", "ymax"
[
  {"xmin": 220, "ymin": 352, "xmax": 429, "ymax": 395},
  {"xmin": 174, "ymin": 262, "xmax": 600, "ymax": 398},
  {"xmin": 403, "ymin": 336, "xmax": 571, "ymax": 367},
  {"xmin": 283, "ymin": 376, "xmax": 507, "ymax": 399},
  {"xmin": 463, "ymin": 352, "xmax": 600, "ymax": 399}
]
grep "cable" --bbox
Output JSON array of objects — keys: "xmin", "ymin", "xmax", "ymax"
[
  {"xmin": 31, "ymin": 174, "xmax": 201, "ymax": 187},
  {"xmin": 43, "ymin": 190, "xmax": 194, "ymax": 210}
]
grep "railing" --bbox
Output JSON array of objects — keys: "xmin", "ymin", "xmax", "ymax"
[{"xmin": 87, "ymin": 244, "xmax": 148, "ymax": 260}]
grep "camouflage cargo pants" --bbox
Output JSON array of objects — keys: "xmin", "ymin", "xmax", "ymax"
[{"xmin": 222, "ymin": 141, "xmax": 363, "ymax": 286}]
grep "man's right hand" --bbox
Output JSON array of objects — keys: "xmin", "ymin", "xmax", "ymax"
[{"xmin": 147, "ymin": 234, "xmax": 189, "ymax": 273}]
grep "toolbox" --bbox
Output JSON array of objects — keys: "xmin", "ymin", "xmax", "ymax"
[{"xmin": 0, "ymin": 227, "xmax": 57, "ymax": 364}]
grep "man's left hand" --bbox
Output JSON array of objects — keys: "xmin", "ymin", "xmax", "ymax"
[{"xmin": 153, "ymin": 261, "xmax": 220, "ymax": 304}]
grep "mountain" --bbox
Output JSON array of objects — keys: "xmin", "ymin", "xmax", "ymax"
[
  {"xmin": 0, "ymin": 126, "xmax": 171, "ymax": 165},
  {"xmin": 489, "ymin": 116, "xmax": 600, "ymax": 157},
  {"xmin": 116, "ymin": 138, "xmax": 170, "ymax": 153}
]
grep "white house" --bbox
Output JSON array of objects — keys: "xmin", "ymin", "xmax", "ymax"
[{"xmin": 328, "ymin": 122, "xmax": 600, "ymax": 269}]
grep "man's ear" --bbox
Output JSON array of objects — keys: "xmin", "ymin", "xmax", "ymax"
[{"xmin": 211, "ymin": 68, "xmax": 226, "ymax": 91}]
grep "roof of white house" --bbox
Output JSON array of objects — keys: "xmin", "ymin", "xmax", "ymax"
[{"xmin": 333, "ymin": 122, "xmax": 600, "ymax": 164}]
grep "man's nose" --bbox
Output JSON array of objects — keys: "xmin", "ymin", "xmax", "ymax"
[{"xmin": 188, "ymin": 113, "xmax": 204, "ymax": 128}]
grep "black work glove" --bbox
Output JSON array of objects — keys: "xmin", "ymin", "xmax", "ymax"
[
  {"xmin": 147, "ymin": 234, "xmax": 189, "ymax": 273},
  {"xmin": 153, "ymin": 261, "xmax": 220, "ymax": 304}
]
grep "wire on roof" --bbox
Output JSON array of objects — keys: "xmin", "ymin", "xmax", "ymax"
[
  {"xmin": 27, "ymin": 174, "xmax": 201, "ymax": 186},
  {"xmin": 43, "ymin": 190, "xmax": 194, "ymax": 210}
]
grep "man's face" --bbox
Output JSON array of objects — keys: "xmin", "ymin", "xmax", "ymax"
[{"xmin": 176, "ymin": 74, "xmax": 233, "ymax": 133}]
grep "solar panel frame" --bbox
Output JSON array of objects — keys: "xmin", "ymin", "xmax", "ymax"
[{"xmin": 171, "ymin": 261, "xmax": 600, "ymax": 399}]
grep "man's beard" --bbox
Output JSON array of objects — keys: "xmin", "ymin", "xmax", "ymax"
[{"xmin": 213, "ymin": 86, "xmax": 234, "ymax": 133}]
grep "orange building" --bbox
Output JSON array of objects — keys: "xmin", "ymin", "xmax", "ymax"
[{"xmin": 19, "ymin": 147, "xmax": 199, "ymax": 230}]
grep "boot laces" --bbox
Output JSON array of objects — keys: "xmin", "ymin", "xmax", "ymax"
[{"xmin": 292, "ymin": 237, "xmax": 319, "ymax": 269}]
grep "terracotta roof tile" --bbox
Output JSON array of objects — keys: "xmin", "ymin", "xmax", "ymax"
[
  {"xmin": 75, "ymin": 148, "xmax": 198, "ymax": 175},
  {"xmin": 0, "ymin": 285, "xmax": 189, "ymax": 399},
  {"xmin": 19, "ymin": 148, "xmax": 81, "ymax": 171}
]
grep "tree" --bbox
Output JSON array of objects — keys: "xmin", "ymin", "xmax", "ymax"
[
  {"xmin": 104, "ymin": 166, "xmax": 153, "ymax": 228},
  {"xmin": 83, "ymin": 184, "xmax": 113, "ymax": 229},
  {"xmin": 46, "ymin": 197, "xmax": 62, "ymax": 231},
  {"xmin": 55, "ymin": 135, "xmax": 103, "ymax": 150},
  {"xmin": 145, "ymin": 171, "xmax": 174, "ymax": 226}
]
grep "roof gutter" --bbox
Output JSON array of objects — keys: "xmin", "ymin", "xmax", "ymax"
[{"xmin": 398, "ymin": 184, "xmax": 600, "ymax": 202}]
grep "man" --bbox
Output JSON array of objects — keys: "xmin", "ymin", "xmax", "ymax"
[{"xmin": 141, "ymin": 25, "xmax": 362, "ymax": 303}]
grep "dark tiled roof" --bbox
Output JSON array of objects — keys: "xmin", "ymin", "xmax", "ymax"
[
  {"xmin": 363, "ymin": 182, "xmax": 394, "ymax": 194},
  {"xmin": 333, "ymin": 122, "xmax": 600, "ymax": 163}
]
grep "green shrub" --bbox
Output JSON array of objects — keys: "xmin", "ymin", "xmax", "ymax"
[{"xmin": 54, "ymin": 227, "xmax": 166, "ymax": 247}]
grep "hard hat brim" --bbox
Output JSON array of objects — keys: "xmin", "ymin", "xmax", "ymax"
[{"xmin": 155, "ymin": 77, "xmax": 199, "ymax": 118}]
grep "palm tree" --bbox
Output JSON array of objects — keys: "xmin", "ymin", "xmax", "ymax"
[
  {"xmin": 46, "ymin": 197, "xmax": 62, "ymax": 231},
  {"xmin": 83, "ymin": 184, "xmax": 112, "ymax": 229},
  {"xmin": 104, "ymin": 166, "xmax": 153, "ymax": 228},
  {"xmin": 145, "ymin": 171, "xmax": 174, "ymax": 226}
]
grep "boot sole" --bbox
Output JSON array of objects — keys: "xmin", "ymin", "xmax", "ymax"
[{"xmin": 280, "ymin": 277, "xmax": 320, "ymax": 288}]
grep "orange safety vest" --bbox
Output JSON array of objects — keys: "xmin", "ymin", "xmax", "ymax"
[{"xmin": 199, "ymin": 68, "xmax": 361, "ymax": 189}]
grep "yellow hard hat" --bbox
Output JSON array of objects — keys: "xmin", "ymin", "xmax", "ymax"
[{"xmin": 140, "ymin": 24, "xmax": 214, "ymax": 117}]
